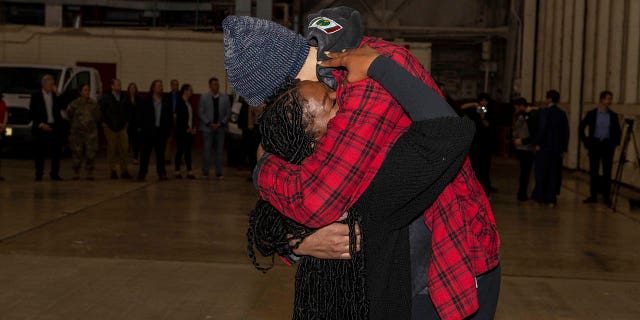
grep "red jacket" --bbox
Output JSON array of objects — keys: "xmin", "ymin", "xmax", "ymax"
[{"xmin": 258, "ymin": 37, "xmax": 500, "ymax": 320}]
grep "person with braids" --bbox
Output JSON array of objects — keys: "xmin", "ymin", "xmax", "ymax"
[
  {"xmin": 248, "ymin": 77, "xmax": 367, "ymax": 320},
  {"xmin": 225, "ymin": 9, "xmax": 500, "ymax": 320},
  {"xmin": 249, "ymin": 46, "xmax": 482, "ymax": 320}
]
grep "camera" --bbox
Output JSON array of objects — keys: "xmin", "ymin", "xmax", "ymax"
[
  {"xmin": 624, "ymin": 118, "xmax": 634, "ymax": 127},
  {"xmin": 476, "ymin": 105, "xmax": 488, "ymax": 114}
]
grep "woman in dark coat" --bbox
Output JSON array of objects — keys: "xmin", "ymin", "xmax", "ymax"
[
  {"xmin": 174, "ymin": 84, "xmax": 196, "ymax": 179},
  {"xmin": 125, "ymin": 82, "xmax": 141, "ymax": 165}
]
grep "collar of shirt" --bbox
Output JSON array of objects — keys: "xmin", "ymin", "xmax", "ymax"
[{"xmin": 211, "ymin": 92, "xmax": 220, "ymax": 99}]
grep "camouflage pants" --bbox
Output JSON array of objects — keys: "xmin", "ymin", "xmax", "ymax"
[{"xmin": 70, "ymin": 134, "xmax": 98, "ymax": 173}]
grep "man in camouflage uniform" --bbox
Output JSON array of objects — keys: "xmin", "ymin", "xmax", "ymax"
[{"xmin": 67, "ymin": 84, "xmax": 101, "ymax": 180}]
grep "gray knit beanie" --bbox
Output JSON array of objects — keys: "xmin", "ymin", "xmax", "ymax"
[{"xmin": 223, "ymin": 16, "xmax": 310, "ymax": 106}]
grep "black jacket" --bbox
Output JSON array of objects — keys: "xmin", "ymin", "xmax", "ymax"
[
  {"xmin": 138, "ymin": 95, "xmax": 173, "ymax": 139},
  {"xmin": 579, "ymin": 107, "xmax": 622, "ymax": 149},
  {"xmin": 356, "ymin": 117, "xmax": 475, "ymax": 320},
  {"xmin": 175, "ymin": 98, "xmax": 195, "ymax": 134},
  {"xmin": 29, "ymin": 90, "xmax": 64, "ymax": 133},
  {"xmin": 534, "ymin": 104, "xmax": 570, "ymax": 154},
  {"xmin": 101, "ymin": 92, "xmax": 130, "ymax": 132}
]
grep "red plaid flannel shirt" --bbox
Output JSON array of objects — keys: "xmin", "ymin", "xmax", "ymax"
[{"xmin": 257, "ymin": 37, "xmax": 500, "ymax": 320}]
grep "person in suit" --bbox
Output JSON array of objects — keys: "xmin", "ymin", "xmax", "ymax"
[
  {"xmin": 101, "ymin": 78, "xmax": 132, "ymax": 179},
  {"xmin": 137, "ymin": 79, "xmax": 173, "ymax": 181},
  {"xmin": 174, "ymin": 84, "xmax": 197, "ymax": 179},
  {"xmin": 198, "ymin": 77, "xmax": 230, "ymax": 179},
  {"xmin": 29, "ymin": 75, "xmax": 65, "ymax": 181},
  {"xmin": 579, "ymin": 90, "xmax": 622, "ymax": 206},
  {"xmin": 532, "ymin": 90, "xmax": 570, "ymax": 207}
]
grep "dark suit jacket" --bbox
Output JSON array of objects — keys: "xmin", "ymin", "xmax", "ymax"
[
  {"xmin": 175, "ymin": 98, "xmax": 195, "ymax": 134},
  {"xmin": 29, "ymin": 90, "xmax": 64, "ymax": 133},
  {"xmin": 579, "ymin": 107, "xmax": 622, "ymax": 149},
  {"xmin": 534, "ymin": 104, "xmax": 570, "ymax": 154},
  {"xmin": 100, "ymin": 92, "xmax": 130, "ymax": 132},
  {"xmin": 139, "ymin": 95, "xmax": 173, "ymax": 139}
]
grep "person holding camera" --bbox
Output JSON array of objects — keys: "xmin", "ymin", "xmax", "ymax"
[
  {"xmin": 513, "ymin": 98, "xmax": 539, "ymax": 202},
  {"xmin": 461, "ymin": 93, "xmax": 495, "ymax": 195},
  {"xmin": 579, "ymin": 90, "xmax": 622, "ymax": 206}
]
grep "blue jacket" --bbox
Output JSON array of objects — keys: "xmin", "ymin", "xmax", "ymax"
[{"xmin": 198, "ymin": 91, "xmax": 230, "ymax": 132}]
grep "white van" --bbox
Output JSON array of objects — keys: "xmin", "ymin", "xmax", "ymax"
[{"xmin": 0, "ymin": 64, "xmax": 102, "ymax": 143}]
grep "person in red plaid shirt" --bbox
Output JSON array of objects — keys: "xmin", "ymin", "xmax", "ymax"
[{"xmin": 224, "ymin": 8, "xmax": 500, "ymax": 320}]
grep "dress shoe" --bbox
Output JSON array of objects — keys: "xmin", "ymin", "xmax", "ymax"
[
  {"xmin": 604, "ymin": 198, "xmax": 613, "ymax": 207},
  {"xmin": 136, "ymin": 174, "xmax": 146, "ymax": 182},
  {"xmin": 175, "ymin": 173, "xmax": 183, "ymax": 179},
  {"xmin": 187, "ymin": 174, "xmax": 196, "ymax": 180},
  {"xmin": 72, "ymin": 176, "xmax": 80, "ymax": 181},
  {"xmin": 159, "ymin": 174, "xmax": 168, "ymax": 181},
  {"xmin": 50, "ymin": 175, "xmax": 63, "ymax": 181},
  {"xmin": 110, "ymin": 171, "xmax": 119, "ymax": 180},
  {"xmin": 86, "ymin": 176, "xmax": 95, "ymax": 181},
  {"xmin": 583, "ymin": 196, "xmax": 598, "ymax": 204},
  {"xmin": 35, "ymin": 176, "xmax": 43, "ymax": 182}
]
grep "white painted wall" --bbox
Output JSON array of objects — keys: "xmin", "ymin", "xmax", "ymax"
[{"xmin": 0, "ymin": 25, "xmax": 228, "ymax": 94}]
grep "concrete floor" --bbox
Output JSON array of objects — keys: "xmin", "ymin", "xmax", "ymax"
[{"xmin": 1, "ymin": 154, "xmax": 640, "ymax": 320}]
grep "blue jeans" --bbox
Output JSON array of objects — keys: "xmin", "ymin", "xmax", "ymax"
[{"xmin": 202, "ymin": 128, "xmax": 225, "ymax": 176}]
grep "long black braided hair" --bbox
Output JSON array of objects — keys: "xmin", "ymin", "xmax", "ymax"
[
  {"xmin": 247, "ymin": 79, "xmax": 368, "ymax": 319},
  {"xmin": 247, "ymin": 79, "xmax": 317, "ymax": 271}
]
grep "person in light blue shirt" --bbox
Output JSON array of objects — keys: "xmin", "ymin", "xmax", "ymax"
[
  {"xmin": 579, "ymin": 90, "xmax": 622, "ymax": 206},
  {"xmin": 199, "ymin": 77, "xmax": 231, "ymax": 179}
]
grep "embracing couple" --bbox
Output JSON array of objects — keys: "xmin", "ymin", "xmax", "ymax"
[{"xmin": 224, "ymin": 7, "xmax": 500, "ymax": 320}]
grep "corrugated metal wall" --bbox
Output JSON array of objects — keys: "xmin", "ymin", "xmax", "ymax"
[
  {"xmin": 524, "ymin": 0, "xmax": 640, "ymax": 187},
  {"xmin": 532, "ymin": 0, "xmax": 640, "ymax": 105}
]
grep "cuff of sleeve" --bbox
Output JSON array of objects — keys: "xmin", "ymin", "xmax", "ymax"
[
  {"xmin": 279, "ymin": 256, "xmax": 292, "ymax": 266},
  {"xmin": 279, "ymin": 254, "xmax": 301, "ymax": 266},
  {"xmin": 366, "ymin": 55, "xmax": 391, "ymax": 81}
]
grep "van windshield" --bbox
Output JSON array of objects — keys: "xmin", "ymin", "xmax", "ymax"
[{"xmin": 0, "ymin": 67, "xmax": 62, "ymax": 94}]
